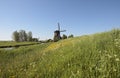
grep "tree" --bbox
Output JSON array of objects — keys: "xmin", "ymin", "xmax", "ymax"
[
  {"xmin": 12, "ymin": 30, "xmax": 38, "ymax": 42},
  {"xmin": 62, "ymin": 34, "xmax": 67, "ymax": 39},
  {"xmin": 19, "ymin": 30, "xmax": 27, "ymax": 42},
  {"xmin": 46, "ymin": 39, "xmax": 53, "ymax": 42},
  {"xmin": 27, "ymin": 31, "xmax": 32, "ymax": 41},
  {"xmin": 12, "ymin": 31, "xmax": 19, "ymax": 42},
  {"xmin": 32, "ymin": 38, "xmax": 39, "ymax": 42},
  {"xmin": 68, "ymin": 34, "xmax": 74, "ymax": 38}
]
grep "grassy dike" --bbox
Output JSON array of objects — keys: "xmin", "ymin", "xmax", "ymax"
[{"xmin": 0, "ymin": 29, "xmax": 120, "ymax": 78}]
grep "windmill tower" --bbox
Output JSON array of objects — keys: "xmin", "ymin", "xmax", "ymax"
[{"xmin": 53, "ymin": 23, "xmax": 66, "ymax": 42}]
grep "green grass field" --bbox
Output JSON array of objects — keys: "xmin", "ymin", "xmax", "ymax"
[
  {"xmin": 0, "ymin": 29, "xmax": 120, "ymax": 78},
  {"xmin": 0, "ymin": 41, "xmax": 40, "ymax": 48}
]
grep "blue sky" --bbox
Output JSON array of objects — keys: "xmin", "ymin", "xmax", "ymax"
[{"xmin": 0, "ymin": 0, "xmax": 120, "ymax": 40}]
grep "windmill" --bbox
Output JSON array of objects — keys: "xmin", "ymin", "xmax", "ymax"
[{"xmin": 53, "ymin": 23, "xmax": 66, "ymax": 42}]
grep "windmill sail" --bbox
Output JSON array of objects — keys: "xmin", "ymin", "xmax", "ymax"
[
  {"xmin": 58, "ymin": 23, "xmax": 60, "ymax": 31},
  {"xmin": 60, "ymin": 30, "xmax": 66, "ymax": 32}
]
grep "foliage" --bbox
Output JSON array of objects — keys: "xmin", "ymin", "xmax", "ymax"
[
  {"xmin": 27, "ymin": 31, "xmax": 33, "ymax": 41},
  {"xmin": 19, "ymin": 30, "xmax": 27, "ymax": 42},
  {"xmin": 62, "ymin": 34, "xmax": 67, "ymax": 39},
  {"xmin": 12, "ymin": 30, "xmax": 33, "ymax": 42},
  {"xmin": 46, "ymin": 39, "xmax": 53, "ymax": 42},
  {"xmin": 12, "ymin": 31, "xmax": 19, "ymax": 42},
  {"xmin": 0, "ymin": 29, "xmax": 120, "ymax": 78},
  {"xmin": 68, "ymin": 34, "xmax": 74, "ymax": 38},
  {"xmin": 32, "ymin": 38, "xmax": 39, "ymax": 42}
]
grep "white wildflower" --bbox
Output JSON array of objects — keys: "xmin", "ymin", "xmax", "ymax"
[
  {"xmin": 113, "ymin": 68, "xmax": 117, "ymax": 72},
  {"xmin": 115, "ymin": 58, "xmax": 120, "ymax": 62},
  {"xmin": 114, "ymin": 54, "xmax": 117, "ymax": 57},
  {"xmin": 77, "ymin": 70, "xmax": 80, "ymax": 74},
  {"xmin": 114, "ymin": 39, "xmax": 118, "ymax": 41},
  {"xmin": 68, "ymin": 63, "xmax": 70, "ymax": 67},
  {"xmin": 104, "ymin": 50, "xmax": 107, "ymax": 53},
  {"xmin": 99, "ymin": 51, "xmax": 101, "ymax": 53},
  {"xmin": 107, "ymin": 54, "xmax": 112, "ymax": 58}
]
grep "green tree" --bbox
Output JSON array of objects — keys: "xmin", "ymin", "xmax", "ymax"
[
  {"xmin": 62, "ymin": 34, "xmax": 67, "ymax": 39},
  {"xmin": 27, "ymin": 31, "xmax": 32, "ymax": 41},
  {"xmin": 32, "ymin": 38, "xmax": 39, "ymax": 42},
  {"xmin": 19, "ymin": 30, "xmax": 27, "ymax": 42},
  {"xmin": 12, "ymin": 31, "xmax": 19, "ymax": 42},
  {"xmin": 68, "ymin": 34, "xmax": 74, "ymax": 38}
]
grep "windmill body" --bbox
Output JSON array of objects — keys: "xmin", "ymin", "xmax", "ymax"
[{"xmin": 53, "ymin": 23, "xmax": 66, "ymax": 42}]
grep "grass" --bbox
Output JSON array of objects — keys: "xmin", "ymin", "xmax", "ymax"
[
  {"xmin": 0, "ymin": 29, "xmax": 120, "ymax": 78},
  {"xmin": 0, "ymin": 41, "xmax": 40, "ymax": 48}
]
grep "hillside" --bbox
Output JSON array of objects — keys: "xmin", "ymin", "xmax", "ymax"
[{"xmin": 0, "ymin": 29, "xmax": 120, "ymax": 78}]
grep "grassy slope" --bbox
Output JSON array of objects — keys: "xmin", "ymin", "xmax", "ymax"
[{"xmin": 0, "ymin": 29, "xmax": 120, "ymax": 78}]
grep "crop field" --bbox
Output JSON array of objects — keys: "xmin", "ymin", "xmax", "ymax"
[{"xmin": 0, "ymin": 29, "xmax": 120, "ymax": 78}]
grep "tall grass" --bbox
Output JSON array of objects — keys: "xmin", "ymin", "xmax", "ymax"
[{"xmin": 0, "ymin": 29, "xmax": 120, "ymax": 78}]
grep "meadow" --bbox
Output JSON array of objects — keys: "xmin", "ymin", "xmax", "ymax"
[
  {"xmin": 0, "ymin": 29, "xmax": 120, "ymax": 78},
  {"xmin": 0, "ymin": 41, "xmax": 40, "ymax": 48}
]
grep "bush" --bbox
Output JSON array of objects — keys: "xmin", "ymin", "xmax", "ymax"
[
  {"xmin": 68, "ymin": 34, "xmax": 74, "ymax": 38},
  {"xmin": 62, "ymin": 34, "xmax": 67, "ymax": 39}
]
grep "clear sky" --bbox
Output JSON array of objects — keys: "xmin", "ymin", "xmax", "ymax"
[{"xmin": 0, "ymin": 0, "xmax": 120, "ymax": 41}]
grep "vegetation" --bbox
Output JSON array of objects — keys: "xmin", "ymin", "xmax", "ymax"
[
  {"xmin": 12, "ymin": 31, "xmax": 19, "ymax": 42},
  {"xmin": 0, "ymin": 29, "xmax": 120, "ymax": 78},
  {"xmin": 27, "ymin": 31, "xmax": 33, "ymax": 42},
  {"xmin": 12, "ymin": 30, "xmax": 28, "ymax": 42},
  {"xmin": 12, "ymin": 30, "xmax": 38, "ymax": 42},
  {"xmin": 62, "ymin": 34, "xmax": 67, "ymax": 39},
  {"xmin": 0, "ymin": 41, "xmax": 39, "ymax": 48},
  {"xmin": 68, "ymin": 34, "xmax": 74, "ymax": 38}
]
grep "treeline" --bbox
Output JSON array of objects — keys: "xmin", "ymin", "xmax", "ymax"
[
  {"xmin": 62, "ymin": 34, "xmax": 74, "ymax": 39},
  {"xmin": 48, "ymin": 34, "xmax": 74, "ymax": 42},
  {"xmin": 12, "ymin": 30, "xmax": 38, "ymax": 42},
  {"xmin": 12, "ymin": 30, "xmax": 74, "ymax": 42}
]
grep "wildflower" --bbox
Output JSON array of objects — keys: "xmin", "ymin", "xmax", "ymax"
[
  {"xmin": 114, "ymin": 39, "xmax": 118, "ymax": 41},
  {"xmin": 77, "ymin": 70, "xmax": 80, "ymax": 74},
  {"xmin": 33, "ymin": 64, "xmax": 35, "ymax": 68},
  {"xmin": 114, "ymin": 54, "xmax": 117, "ymax": 57},
  {"xmin": 68, "ymin": 63, "xmax": 70, "ymax": 67},
  {"xmin": 104, "ymin": 50, "xmax": 107, "ymax": 53},
  {"xmin": 113, "ymin": 68, "xmax": 117, "ymax": 72},
  {"xmin": 115, "ymin": 44, "xmax": 118, "ymax": 47},
  {"xmin": 107, "ymin": 54, "xmax": 112, "ymax": 58},
  {"xmin": 30, "ymin": 63, "xmax": 32, "ymax": 66},
  {"xmin": 98, "ymin": 51, "xmax": 101, "ymax": 53},
  {"xmin": 24, "ymin": 69, "xmax": 26, "ymax": 72},
  {"xmin": 115, "ymin": 58, "xmax": 120, "ymax": 62},
  {"xmin": 115, "ymin": 42, "xmax": 119, "ymax": 45}
]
